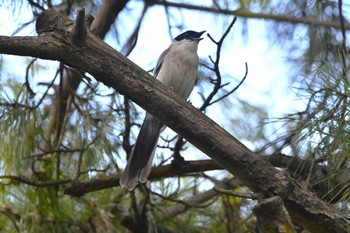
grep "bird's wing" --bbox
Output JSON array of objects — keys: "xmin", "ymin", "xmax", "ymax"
[{"xmin": 153, "ymin": 47, "xmax": 170, "ymax": 77}]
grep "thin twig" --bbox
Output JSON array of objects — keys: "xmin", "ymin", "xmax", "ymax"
[
  {"xmin": 214, "ymin": 187, "xmax": 257, "ymax": 199},
  {"xmin": 25, "ymin": 58, "xmax": 37, "ymax": 97},
  {"xmin": 75, "ymin": 141, "xmax": 85, "ymax": 180},
  {"xmin": 23, "ymin": 139, "xmax": 95, "ymax": 160},
  {"xmin": 121, "ymin": 4, "xmax": 149, "ymax": 56},
  {"xmin": 199, "ymin": 17, "xmax": 237, "ymax": 111},
  {"xmin": 0, "ymin": 175, "xmax": 72, "ymax": 187},
  {"xmin": 0, "ymin": 209, "xmax": 20, "ymax": 233},
  {"xmin": 209, "ymin": 62, "xmax": 248, "ymax": 106},
  {"xmin": 122, "ymin": 96, "xmax": 132, "ymax": 156},
  {"xmin": 28, "ymin": 0, "xmax": 45, "ymax": 11},
  {"xmin": 337, "ymin": 0, "xmax": 348, "ymax": 84}
]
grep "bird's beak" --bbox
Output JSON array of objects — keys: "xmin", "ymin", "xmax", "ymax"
[{"xmin": 196, "ymin": 30, "xmax": 206, "ymax": 41}]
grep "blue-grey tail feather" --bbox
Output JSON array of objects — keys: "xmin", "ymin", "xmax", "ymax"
[{"xmin": 120, "ymin": 114, "xmax": 163, "ymax": 190}]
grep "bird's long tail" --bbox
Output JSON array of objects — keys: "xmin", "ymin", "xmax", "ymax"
[{"xmin": 120, "ymin": 113, "xmax": 163, "ymax": 190}]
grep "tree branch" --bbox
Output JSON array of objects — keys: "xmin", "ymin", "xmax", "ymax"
[
  {"xmin": 151, "ymin": 0, "xmax": 350, "ymax": 30},
  {"xmin": 64, "ymin": 159, "xmax": 222, "ymax": 196}
]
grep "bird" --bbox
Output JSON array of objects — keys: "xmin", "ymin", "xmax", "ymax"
[{"xmin": 120, "ymin": 30, "xmax": 205, "ymax": 190}]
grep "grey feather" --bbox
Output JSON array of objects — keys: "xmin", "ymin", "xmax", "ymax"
[
  {"xmin": 153, "ymin": 48, "xmax": 169, "ymax": 77},
  {"xmin": 120, "ymin": 114, "xmax": 163, "ymax": 190}
]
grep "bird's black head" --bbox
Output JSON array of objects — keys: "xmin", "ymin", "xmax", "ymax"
[{"xmin": 174, "ymin": 30, "xmax": 206, "ymax": 41}]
